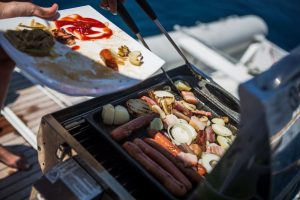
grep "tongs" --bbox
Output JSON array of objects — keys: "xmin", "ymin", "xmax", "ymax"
[{"xmin": 116, "ymin": 0, "xmax": 199, "ymax": 96}]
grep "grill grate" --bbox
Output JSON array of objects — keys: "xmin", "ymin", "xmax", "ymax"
[{"xmin": 65, "ymin": 118, "xmax": 169, "ymax": 200}]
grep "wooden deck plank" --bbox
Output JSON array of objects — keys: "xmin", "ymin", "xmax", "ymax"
[{"xmin": 0, "ymin": 170, "xmax": 41, "ymax": 199}]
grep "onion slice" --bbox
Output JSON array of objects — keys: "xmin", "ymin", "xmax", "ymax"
[{"xmin": 167, "ymin": 122, "xmax": 197, "ymax": 145}]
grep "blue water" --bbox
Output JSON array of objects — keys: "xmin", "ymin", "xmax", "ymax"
[{"xmin": 36, "ymin": 0, "xmax": 300, "ymax": 51}]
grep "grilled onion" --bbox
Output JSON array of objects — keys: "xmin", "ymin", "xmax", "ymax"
[
  {"xmin": 126, "ymin": 99, "xmax": 152, "ymax": 117},
  {"xmin": 167, "ymin": 122, "xmax": 197, "ymax": 145}
]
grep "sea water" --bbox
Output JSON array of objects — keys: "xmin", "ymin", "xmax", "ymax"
[{"xmin": 35, "ymin": 0, "xmax": 300, "ymax": 51}]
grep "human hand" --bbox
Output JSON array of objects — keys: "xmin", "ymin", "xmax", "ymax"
[
  {"xmin": 0, "ymin": 1, "xmax": 58, "ymax": 19},
  {"xmin": 100, "ymin": 0, "xmax": 124, "ymax": 15}
]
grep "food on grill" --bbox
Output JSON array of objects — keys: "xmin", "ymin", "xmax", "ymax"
[
  {"xmin": 101, "ymin": 104, "xmax": 130, "ymax": 125},
  {"xmin": 111, "ymin": 113, "xmax": 158, "ymax": 141},
  {"xmin": 167, "ymin": 122, "xmax": 197, "ymax": 145},
  {"xmin": 52, "ymin": 28, "xmax": 75, "ymax": 45},
  {"xmin": 211, "ymin": 118, "xmax": 225, "ymax": 126},
  {"xmin": 174, "ymin": 80, "xmax": 192, "ymax": 91},
  {"xmin": 128, "ymin": 51, "xmax": 143, "ymax": 66},
  {"xmin": 133, "ymin": 138, "xmax": 192, "ymax": 191},
  {"xmin": 141, "ymin": 96, "xmax": 166, "ymax": 118},
  {"xmin": 199, "ymin": 153, "xmax": 220, "ymax": 173},
  {"xmin": 217, "ymin": 135, "xmax": 230, "ymax": 150},
  {"xmin": 123, "ymin": 141, "xmax": 187, "ymax": 196},
  {"xmin": 5, "ymin": 29, "xmax": 54, "ymax": 56},
  {"xmin": 181, "ymin": 91, "xmax": 199, "ymax": 105},
  {"xmin": 189, "ymin": 144, "xmax": 202, "ymax": 158},
  {"xmin": 126, "ymin": 99, "xmax": 152, "ymax": 117},
  {"xmin": 114, "ymin": 105, "xmax": 130, "ymax": 125},
  {"xmin": 149, "ymin": 118, "xmax": 164, "ymax": 131},
  {"xmin": 171, "ymin": 109, "xmax": 190, "ymax": 122},
  {"xmin": 118, "ymin": 45, "xmax": 130, "ymax": 57},
  {"xmin": 145, "ymin": 138, "xmax": 204, "ymax": 183},
  {"xmin": 99, "ymin": 49, "xmax": 120, "ymax": 71},
  {"xmin": 100, "ymin": 80, "xmax": 237, "ymax": 195},
  {"xmin": 211, "ymin": 124, "xmax": 233, "ymax": 136},
  {"xmin": 102, "ymin": 104, "xmax": 115, "ymax": 125},
  {"xmin": 148, "ymin": 131, "xmax": 181, "ymax": 156}
]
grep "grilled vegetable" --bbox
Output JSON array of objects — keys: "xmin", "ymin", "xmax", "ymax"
[
  {"xmin": 118, "ymin": 45, "xmax": 130, "ymax": 57},
  {"xmin": 114, "ymin": 105, "xmax": 130, "ymax": 125},
  {"xmin": 200, "ymin": 153, "xmax": 220, "ymax": 173},
  {"xmin": 102, "ymin": 104, "xmax": 130, "ymax": 125},
  {"xmin": 126, "ymin": 99, "xmax": 152, "ymax": 116},
  {"xmin": 101, "ymin": 104, "xmax": 115, "ymax": 125},
  {"xmin": 149, "ymin": 118, "xmax": 164, "ymax": 131},
  {"xmin": 189, "ymin": 144, "xmax": 202, "ymax": 157},
  {"xmin": 212, "ymin": 118, "xmax": 225, "ymax": 126},
  {"xmin": 174, "ymin": 80, "xmax": 192, "ymax": 91},
  {"xmin": 167, "ymin": 123, "xmax": 197, "ymax": 145},
  {"xmin": 129, "ymin": 51, "xmax": 143, "ymax": 66},
  {"xmin": 212, "ymin": 124, "xmax": 233, "ymax": 136}
]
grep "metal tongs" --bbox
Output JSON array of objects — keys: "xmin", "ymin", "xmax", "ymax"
[{"xmin": 116, "ymin": 0, "xmax": 199, "ymax": 96}]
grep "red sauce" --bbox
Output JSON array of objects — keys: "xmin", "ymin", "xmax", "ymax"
[
  {"xmin": 55, "ymin": 14, "xmax": 113, "ymax": 41},
  {"xmin": 71, "ymin": 45, "xmax": 80, "ymax": 50}
]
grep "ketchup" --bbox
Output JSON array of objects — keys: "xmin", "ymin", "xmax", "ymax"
[
  {"xmin": 71, "ymin": 45, "xmax": 80, "ymax": 50},
  {"xmin": 55, "ymin": 14, "xmax": 113, "ymax": 40}
]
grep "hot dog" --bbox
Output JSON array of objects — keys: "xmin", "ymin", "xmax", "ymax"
[
  {"xmin": 133, "ymin": 138, "xmax": 192, "ymax": 191},
  {"xmin": 148, "ymin": 131, "xmax": 181, "ymax": 156},
  {"xmin": 111, "ymin": 113, "xmax": 158, "ymax": 141},
  {"xmin": 123, "ymin": 142, "xmax": 187, "ymax": 196},
  {"xmin": 145, "ymin": 138, "xmax": 204, "ymax": 183},
  {"xmin": 172, "ymin": 109, "xmax": 191, "ymax": 122}
]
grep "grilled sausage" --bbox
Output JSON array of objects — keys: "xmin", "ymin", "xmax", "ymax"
[
  {"xmin": 111, "ymin": 113, "xmax": 158, "ymax": 141},
  {"xmin": 123, "ymin": 142, "xmax": 187, "ymax": 196},
  {"xmin": 172, "ymin": 109, "xmax": 191, "ymax": 122},
  {"xmin": 145, "ymin": 138, "xmax": 204, "ymax": 183},
  {"xmin": 133, "ymin": 138, "xmax": 192, "ymax": 191},
  {"xmin": 100, "ymin": 49, "xmax": 118, "ymax": 71},
  {"xmin": 148, "ymin": 131, "xmax": 181, "ymax": 156}
]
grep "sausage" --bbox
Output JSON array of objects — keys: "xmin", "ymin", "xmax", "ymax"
[
  {"xmin": 133, "ymin": 138, "xmax": 192, "ymax": 191},
  {"xmin": 148, "ymin": 131, "xmax": 181, "ymax": 156},
  {"xmin": 100, "ymin": 49, "xmax": 118, "ymax": 71},
  {"xmin": 123, "ymin": 142, "xmax": 187, "ymax": 196},
  {"xmin": 145, "ymin": 138, "xmax": 204, "ymax": 184},
  {"xmin": 172, "ymin": 109, "xmax": 191, "ymax": 122},
  {"xmin": 111, "ymin": 113, "xmax": 158, "ymax": 141}
]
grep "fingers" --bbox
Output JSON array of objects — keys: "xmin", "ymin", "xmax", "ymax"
[
  {"xmin": 108, "ymin": 0, "xmax": 117, "ymax": 14},
  {"xmin": 0, "ymin": 2, "xmax": 58, "ymax": 19},
  {"xmin": 100, "ymin": 0, "xmax": 125, "ymax": 15},
  {"xmin": 29, "ymin": 3, "xmax": 59, "ymax": 19}
]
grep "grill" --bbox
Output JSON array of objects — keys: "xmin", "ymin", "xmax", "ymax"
[{"xmin": 36, "ymin": 64, "xmax": 245, "ymax": 200}]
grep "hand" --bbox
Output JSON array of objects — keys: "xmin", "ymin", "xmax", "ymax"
[
  {"xmin": 100, "ymin": 0, "xmax": 124, "ymax": 15},
  {"xmin": 0, "ymin": 1, "xmax": 58, "ymax": 19}
]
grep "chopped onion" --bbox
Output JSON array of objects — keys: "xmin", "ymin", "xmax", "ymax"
[
  {"xmin": 101, "ymin": 104, "xmax": 115, "ymax": 125},
  {"xmin": 114, "ymin": 105, "xmax": 130, "ymax": 125}
]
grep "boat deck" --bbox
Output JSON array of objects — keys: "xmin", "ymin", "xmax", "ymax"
[
  {"xmin": 0, "ymin": 70, "xmax": 88, "ymax": 199},
  {"xmin": 0, "ymin": 116, "xmax": 40, "ymax": 200}
]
